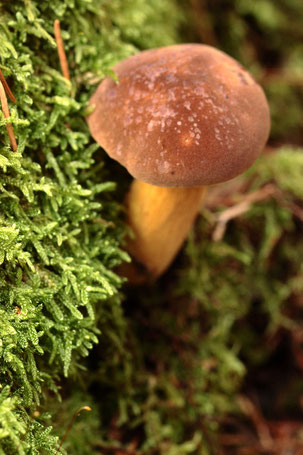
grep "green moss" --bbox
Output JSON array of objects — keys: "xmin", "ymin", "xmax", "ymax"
[{"xmin": 0, "ymin": 0, "xmax": 184, "ymax": 453}]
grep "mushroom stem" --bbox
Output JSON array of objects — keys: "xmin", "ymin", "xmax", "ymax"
[{"xmin": 125, "ymin": 180, "xmax": 206, "ymax": 278}]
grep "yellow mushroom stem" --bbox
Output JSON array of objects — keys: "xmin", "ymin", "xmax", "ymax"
[{"xmin": 124, "ymin": 180, "xmax": 206, "ymax": 280}]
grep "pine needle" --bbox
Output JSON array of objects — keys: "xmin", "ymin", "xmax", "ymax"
[
  {"xmin": 0, "ymin": 68, "xmax": 17, "ymax": 104},
  {"xmin": 54, "ymin": 19, "xmax": 70, "ymax": 81},
  {"xmin": 0, "ymin": 80, "xmax": 18, "ymax": 152}
]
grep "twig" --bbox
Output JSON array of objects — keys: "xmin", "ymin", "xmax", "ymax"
[
  {"xmin": 54, "ymin": 19, "xmax": 70, "ymax": 81},
  {"xmin": 0, "ymin": 80, "xmax": 18, "ymax": 152},
  {"xmin": 282, "ymin": 201, "xmax": 303, "ymax": 223},
  {"xmin": 238, "ymin": 395, "xmax": 274, "ymax": 451},
  {"xmin": 55, "ymin": 405, "xmax": 91, "ymax": 454},
  {"xmin": 212, "ymin": 184, "xmax": 277, "ymax": 242},
  {"xmin": 0, "ymin": 68, "xmax": 17, "ymax": 104}
]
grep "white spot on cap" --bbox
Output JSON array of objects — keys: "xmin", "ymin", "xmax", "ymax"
[
  {"xmin": 147, "ymin": 120, "xmax": 155, "ymax": 131},
  {"xmin": 116, "ymin": 143, "xmax": 122, "ymax": 156},
  {"xmin": 157, "ymin": 161, "xmax": 172, "ymax": 174},
  {"xmin": 184, "ymin": 101, "xmax": 191, "ymax": 110},
  {"xmin": 168, "ymin": 90, "xmax": 176, "ymax": 101}
]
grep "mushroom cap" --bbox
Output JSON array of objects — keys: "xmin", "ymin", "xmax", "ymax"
[{"xmin": 87, "ymin": 44, "xmax": 270, "ymax": 187}]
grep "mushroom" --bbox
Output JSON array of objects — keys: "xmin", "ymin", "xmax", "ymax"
[{"xmin": 87, "ymin": 44, "xmax": 270, "ymax": 279}]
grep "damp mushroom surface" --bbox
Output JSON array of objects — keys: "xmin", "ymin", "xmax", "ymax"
[{"xmin": 87, "ymin": 44, "xmax": 271, "ymax": 278}]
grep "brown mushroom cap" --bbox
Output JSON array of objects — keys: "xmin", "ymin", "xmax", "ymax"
[{"xmin": 87, "ymin": 44, "xmax": 270, "ymax": 187}]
